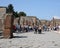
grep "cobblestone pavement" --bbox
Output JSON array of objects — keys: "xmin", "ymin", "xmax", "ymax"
[{"xmin": 0, "ymin": 31, "xmax": 60, "ymax": 48}]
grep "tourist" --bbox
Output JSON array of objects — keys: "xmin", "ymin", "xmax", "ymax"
[
  {"xmin": 38, "ymin": 25, "xmax": 42, "ymax": 34},
  {"xmin": 28, "ymin": 25, "xmax": 32, "ymax": 32},
  {"xmin": 12, "ymin": 25, "xmax": 16, "ymax": 32},
  {"xmin": 16, "ymin": 24, "xmax": 20, "ymax": 32},
  {"xmin": 43, "ymin": 25, "xmax": 47, "ymax": 31},
  {"xmin": 34, "ymin": 25, "xmax": 38, "ymax": 34},
  {"xmin": 24, "ymin": 25, "xmax": 28, "ymax": 32}
]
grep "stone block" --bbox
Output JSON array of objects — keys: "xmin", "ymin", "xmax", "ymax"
[{"xmin": 3, "ymin": 13, "xmax": 14, "ymax": 38}]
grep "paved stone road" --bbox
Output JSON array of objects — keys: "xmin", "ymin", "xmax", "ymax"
[{"xmin": 0, "ymin": 31, "xmax": 60, "ymax": 48}]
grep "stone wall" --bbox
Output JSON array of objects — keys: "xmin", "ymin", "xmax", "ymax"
[
  {"xmin": 0, "ymin": 7, "xmax": 6, "ymax": 31},
  {"xmin": 0, "ymin": 19, "xmax": 4, "ymax": 31},
  {"xmin": 20, "ymin": 16, "xmax": 40, "ymax": 26},
  {"xmin": 14, "ymin": 18, "xmax": 19, "ymax": 25},
  {"xmin": 51, "ymin": 18, "xmax": 60, "ymax": 26}
]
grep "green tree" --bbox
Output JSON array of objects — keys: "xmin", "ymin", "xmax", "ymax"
[
  {"xmin": 7, "ymin": 4, "xmax": 14, "ymax": 13},
  {"xmin": 18, "ymin": 11, "xmax": 26, "ymax": 25},
  {"xmin": 13, "ymin": 11, "xmax": 19, "ymax": 18},
  {"xmin": 18, "ymin": 11, "xmax": 26, "ymax": 16}
]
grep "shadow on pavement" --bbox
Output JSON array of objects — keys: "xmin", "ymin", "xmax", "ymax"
[
  {"xmin": 34, "ymin": 32, "xmax": 45, "ymax": 34},
  {"xmin": 13, "ymin": 36, "xmax": 27, "ymax": 38}
]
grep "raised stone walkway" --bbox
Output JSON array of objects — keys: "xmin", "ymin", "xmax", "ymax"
[{"xmin": 0, "ymin": 31, "xmax": 60, "ymax": 48}]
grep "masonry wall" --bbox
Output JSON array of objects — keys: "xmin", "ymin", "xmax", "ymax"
[
  {"xmin": 0, "ymin": 7, "xmax": 6, "ymax": 31},
  {"xmin": 20, "ymin": 16, "xmax": 40, "ymax": 26}
]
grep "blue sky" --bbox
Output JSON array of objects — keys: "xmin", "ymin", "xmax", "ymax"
[{"xmin": 0, "ymin": 0, "xmax": 60, "ymax": 20}]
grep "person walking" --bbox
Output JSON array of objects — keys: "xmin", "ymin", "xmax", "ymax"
[
  {"xmin": 38, "ymin": 25, "xmax": 42, "ymax": 34},
  {"xmin": 34, "ymin": 25, "xmax": 38, "ymax": 34}
]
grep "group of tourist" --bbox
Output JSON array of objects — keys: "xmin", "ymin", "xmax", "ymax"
[
  {"xmin": 34, "ymin": 25, "xmax": 42, "ymax": 34},
  {"xmin": 12, "ymin": 24, "xmax": 42, "ymax": 34},
  {"xmin": 12, "ymin": 24, "xmax": 60, "ymax": 34},
  {"xmin": 13, "ymin": 24, "xmax": 33, "ymax": 32}
]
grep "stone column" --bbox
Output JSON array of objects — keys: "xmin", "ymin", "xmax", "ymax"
[
  {"xmin": 34, "ymin": 18, "xmax": 37, "ymax": 25},
  {"xmin": 3, "ymin": 13, "xmax": 14, "ymax": 38}
]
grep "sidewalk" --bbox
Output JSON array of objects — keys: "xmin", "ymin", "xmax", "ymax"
[{"xmin": 0, "ymin": 31, "xmax": 60, "ymax": 48}]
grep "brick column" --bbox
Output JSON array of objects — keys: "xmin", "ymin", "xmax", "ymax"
[{"xmin": 3, "ymin": 13, "xmax": 14, "ymax": 38}]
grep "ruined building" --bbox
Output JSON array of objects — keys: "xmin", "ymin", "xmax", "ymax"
[{"xmin": 0, "ymin": 7, "xmax": 6, "ymax": 31}]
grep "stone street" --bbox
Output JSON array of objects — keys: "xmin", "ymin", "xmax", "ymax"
[{"xmin": 0, "ymin": 31, "xmax": 60, "ymax": 48}]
